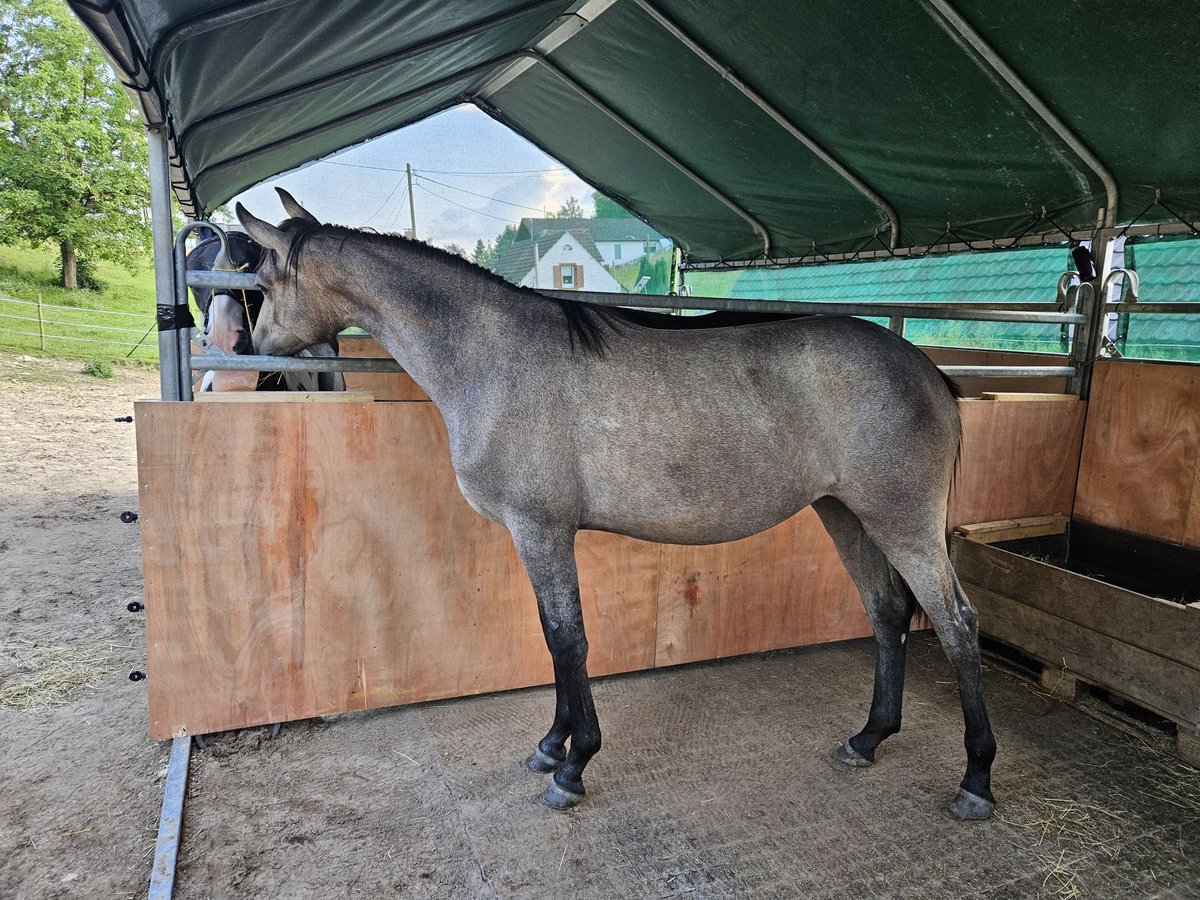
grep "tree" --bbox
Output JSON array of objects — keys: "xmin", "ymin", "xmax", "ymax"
[
  {"xmin": 592, "ymin": 191, "xmax": 627, "ymax": 219},
  {"xmin": 549, "ymin": 196, "xmax": 584, "ymax": 219},
  {"xmin": 0, "ymin": 0, "xmax": 151, "ymax": 288},
  {"xmin": 492, "ymin": 222, "xmax": 519, "ymax": 260},
  {"xmin": 472, "ymin": 238, "xmax": 496, "ymax": 269},
  {"xmin": 441, "ymin": 241, "xmax": 469, "ymax": 258}
]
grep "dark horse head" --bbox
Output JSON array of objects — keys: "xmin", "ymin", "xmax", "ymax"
[{"xmin": 186, "ymin": 226, "xmax": 265, "ymax": 356}]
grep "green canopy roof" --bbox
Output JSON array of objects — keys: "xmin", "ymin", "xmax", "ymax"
[{"xmin": 70, "ymin": 0, "xmax": 1200, "ymax": 264}]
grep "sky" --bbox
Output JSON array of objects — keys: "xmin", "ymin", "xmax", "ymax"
[{"xmin": 231, "ymin": 105, "xmax": 596, "ymax": 252}]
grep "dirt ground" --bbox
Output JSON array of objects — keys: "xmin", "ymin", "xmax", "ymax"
[{"xmin": 2, "ymin": 352, "xmax": 1198, "ymax": 899}]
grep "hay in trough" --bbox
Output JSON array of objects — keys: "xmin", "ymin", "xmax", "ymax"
[{"xmin": 0, "ymin": 640, "xmax": 114, "ymax": 710}]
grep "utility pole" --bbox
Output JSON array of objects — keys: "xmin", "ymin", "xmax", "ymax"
[{"xmin": 406, "ymin": 163, "xmax": 417, "ymax": 239}]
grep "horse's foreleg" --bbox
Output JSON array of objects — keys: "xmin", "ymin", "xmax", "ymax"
[
  {"xmin": 526, "ymin": 619, "xmax": 570, "ymax": 773},
  {"xmin": 815, "ymin": 497, "xmax": 916, "ymax": 767},
  {"xmin": 510, "ymin": 522, "xmax": 600, "ymax": 810}
]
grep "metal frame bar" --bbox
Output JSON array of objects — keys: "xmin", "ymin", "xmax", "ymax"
[
  {"xmin": 175, "ymin": 0, "xmax": 565, "ymax": 155},
  {"xmin": 920, "ymin": 0, "xmax": 1118, "ymax": 227},
  {"xmin": 1106, "ymin": 303, "xmax": 1200, "ymax": 314},
  {"xmin": 630, "ymin": 0, "xmax": 899, "ymax": 248},
  {"xmin": 192, "ymin": 354, "xmax": 402, "ymax": 373},
  {"xmin": 148, "ymin": 126, "xmax": 182, "ymax": 402},
  {"xmin": 171, "ymin": 222, "xmax": 229, "ymax": 402},
  {"xmin": 546, "ymin": 288, "xmax": 1085, "ymax": 324},
  {"xmin": 192, "ymin": 355, "xmax": 1074, "ymax": 380},
  {"xmin": 148, "ymin": 736, "xmax": 191, "ymax": 899},
  {"xmin": 473, "ymin": 0, "xmax": 620, "ymax": 97}
]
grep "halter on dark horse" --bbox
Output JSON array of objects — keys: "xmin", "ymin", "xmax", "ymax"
[{"xmin": 236, "ymin": 188, "xmax": 997, "ymax": 820}]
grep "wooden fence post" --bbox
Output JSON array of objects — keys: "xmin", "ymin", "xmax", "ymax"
[{"xmin": 36, "ymin": 293, "xmax": 45, "ymax": 351}]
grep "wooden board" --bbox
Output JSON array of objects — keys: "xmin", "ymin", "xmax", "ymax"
[
  {"xmin": 655, "ymin": 508, "xmax": 869, "ymax": 667},
  {"xmin": 136, "ymin": 399, "xmax": 660, "ymax": 738},
  {"xmin": 962, "ymin": 582, "xmax": 1200, "ymax": 728},
  {"xmin": 136, "ymin": 392, "xmax": 1086, "ymax": 737},
  {"xmin": 194, "ymin": 391, "xmax": 374, "ymax": 403},
  {"xmin": 1075, "ymin": 360, "xmax": 1200, "ymax": 548},
  {"xmin": 948, "ymin": 399, "xmax": 1086, "ymax": 529},
  {"xmin": 980, "ymin": 392, "xmax": 1077, "ymax": 402},
  {"xmin": 954, "ymin": 514, "xmax": 1068, "ymax": 544}
]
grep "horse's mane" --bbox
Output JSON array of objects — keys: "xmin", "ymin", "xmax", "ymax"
[{"xmin": 282, "ymin": 220, "xmax": 620, "ymax": 356}]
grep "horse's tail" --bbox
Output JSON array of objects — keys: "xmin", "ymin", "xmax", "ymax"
[{"xmin": 939, "ymin": 367, "xmax": 963, "ymax": 523}]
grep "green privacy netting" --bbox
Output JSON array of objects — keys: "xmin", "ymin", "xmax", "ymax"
[
  {"xmin": 688, "ymin": 237, "xmax": 1200, "ymax": 362},
  {"xmin": 70, "ymin": 0, "xmax": 1200, "ymax": 264}
]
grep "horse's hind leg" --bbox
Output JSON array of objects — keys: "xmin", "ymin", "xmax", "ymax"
[
  {"xmin": 814, "ymin": 497, "xmax": 917, "ymax": 767},
  {"xmin": 872, "ymin": 531, "xmax": 997, "ymax": 820},
  {"xmin": 509, "ymin": 521, "xmax": 601, "ymax": 810}
]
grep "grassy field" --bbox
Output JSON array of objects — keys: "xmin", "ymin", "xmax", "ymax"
[{"xmin": 0, "ymin": 244, "xmax": 159, "ymax": 363}]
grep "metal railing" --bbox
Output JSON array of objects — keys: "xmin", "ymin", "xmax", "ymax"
[
  {"xmin": 181, "ymin": 267, "xmax": 1086, "ymax": 382},
  {"xmin": 165, "ymin": 222, "xmax": 1200, "ymax": 399}
]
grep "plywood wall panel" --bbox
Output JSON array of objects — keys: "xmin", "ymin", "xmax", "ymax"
[
  {"xmin": 655, "ymin": 508, "xmax": 869, "ymax": 667},
  {"xmin": 137, "ymin": 389, "xmax": 1086, "ymax": 738},
  {"xmin": 1075, "ymin": 360, "xmax": 1200, "ymax": 548},
  {"xmin": 137, "ymin": 398, "xmax": 659, "ymax": 738},
  {"xmin": 949, "ymin": 399, "xmax": 1086, "ymax": 529}
]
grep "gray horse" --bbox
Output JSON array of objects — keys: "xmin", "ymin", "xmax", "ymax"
[{"xmin": 237, "ymin": 189, "xmax": 996, "ymax": 820}]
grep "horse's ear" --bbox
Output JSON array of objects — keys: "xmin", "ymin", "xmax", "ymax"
[
  {"xmin": 275, "ymin": 187, "xmax": 319, "ymax": 224},
  {"xmin": 235, "ymin": 203, "xmax": 289, "ymax": 255}
]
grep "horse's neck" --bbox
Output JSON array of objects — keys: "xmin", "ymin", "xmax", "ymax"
[{"xmin": 349, "ymin": 250, "xmax": 546, "ymax": 407}]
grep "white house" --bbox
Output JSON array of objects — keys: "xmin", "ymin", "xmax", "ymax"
[
  {"xmin": 492, "ymin": 222, "xmax": 622, "ymax": 292},
  {"xmin": 492, "ymin": 216, "xmax": 670, "ymax": 291}
]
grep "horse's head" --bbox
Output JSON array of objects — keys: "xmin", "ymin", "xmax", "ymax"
[{"xmin": 235, "ymin": 188, "xmax": 343, "ymax": 356}]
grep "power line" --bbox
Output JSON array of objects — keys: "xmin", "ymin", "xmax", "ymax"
[
  {"xmin": 362, "ymin": 180, "xmax": 408, "ymax": 230},
  {"xmin": 419, "ymin": 166, "xmax": 571, "ymax": 176},
  {"xmin": 323, "ymin": 159, "xmax": 570, "ymax": 177},
  {"xmin": 414, "ymin": 173, "xmax": 548, "ymax": 214},
  {"xmin": 413, "ymin": 182, "xmax": 518, "ymax": 224}
]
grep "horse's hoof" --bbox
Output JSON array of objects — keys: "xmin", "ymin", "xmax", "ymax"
[
  {"xmin": 541, "ymin": 781, "xmax": 584, "ymax": 811},
  {"xmin": 833, "ymin": 742, "xmax": 873, "ymax": 768},
  {"xmin": 950, "ymin": 789, "xmax": 995, "ymax": 820},
  {"xmin": 526, "ymin": 748, "xmax": 563, "ymax": 774}
]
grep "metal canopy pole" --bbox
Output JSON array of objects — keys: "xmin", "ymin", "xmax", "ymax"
[
  {"xmin": 921, "ymin": 0, "xmax": 1118, "ymax": 227},
  {"xmin": 148, "ymin": 126, "xmax": 182, "ymax": 401},
  {"xmin": 631, "ymin": 0, "xmax": 900, "ymax": 247}
]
